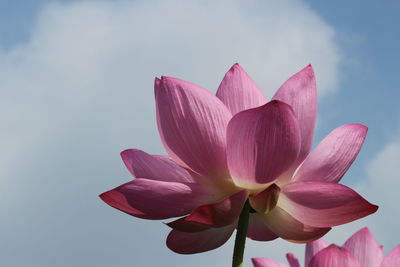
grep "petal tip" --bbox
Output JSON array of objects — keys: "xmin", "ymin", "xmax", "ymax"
[
  {"xmin": 154, "ymin": 77, "xmax": 162, "ymax": 89},
  {"xmin": 371, "ymin": 203, "xmax": 379, "ymax": 213},
  {"xmin": 99, "ymin": 190, "xmax": 114, "ymax": 204},
  {"xmin": 263, "ymin": 100, "xmax": 297, "ymax": 119},
  {"xmin": 358, "ymin": 201, "xmax": 378, "ymax": 221},
  {"xmin": 120, "ymin": 148, "xmax": 135, "ymax": 158},
  {"xmin": 227, "ymin": 62, "xmax": 244, "ymax": 74},
  {"xmin": 293, "ymin": 64, "xmax": 315, "ymax": 81},
  {"xmin": 267, "ymin": 99, "xmax": 293, "ymax": 110},
  {"xmin": 160, "ymin": 75, "xmax": 180, "ymax": 83},
  {"xmin": 160, "ymin": 75, "xmax": 177, "ymax": 85},
  {"xmin": 304, "ymin": 63, "xmax": 315, "ymax": 73},
  {"xmin": 358, "ymin": 226, "xmax": 372, "ymax": 234},
  {"xmin": 349, "ymin": 123, "xmax": 368, "ymax": 133}
]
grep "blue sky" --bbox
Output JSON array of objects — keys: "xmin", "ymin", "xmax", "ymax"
[{"xmin": 1, "ymin": 0, "xmax": 399, "ymax": 266}]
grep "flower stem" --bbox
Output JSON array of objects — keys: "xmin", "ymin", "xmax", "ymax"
[{"xmin": 232, "ymin": 199, "xmax": 251, "ymax": 267}]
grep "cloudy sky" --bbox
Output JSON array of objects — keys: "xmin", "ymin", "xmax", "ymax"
[{"xmin": 1, "ymin": 0, "xmax": 399, "ymax": 266}]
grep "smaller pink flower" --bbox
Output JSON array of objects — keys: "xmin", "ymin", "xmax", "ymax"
[{"xmin": 252, "ymin": 227, "xmax": 400, "ymax": 267}]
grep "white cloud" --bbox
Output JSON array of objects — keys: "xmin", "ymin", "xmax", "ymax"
[{"xmin": 0, "ymin": 0, "xmax": 341, "ymax": 266}]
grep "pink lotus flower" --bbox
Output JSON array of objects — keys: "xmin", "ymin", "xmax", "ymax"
[
  {"xmin": 252, "ymin": 227, "xmax": 400, "ymax": 267},
  {"xmin": 100, "ymin": 64, "xmax": 378, "ymax": 254}
]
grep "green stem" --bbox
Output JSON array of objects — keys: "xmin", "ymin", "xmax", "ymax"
[{"xmin": 232, "ymin": 199, "xmax": 251, "ymax": 267}]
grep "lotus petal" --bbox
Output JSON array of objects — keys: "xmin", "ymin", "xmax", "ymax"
[
  {"xmin": 155, "ymin": 77, "xmax": 232, "ymax": 190},
  {"xmin": 216, "ymin": 63, "xmax": 266, "ymax": 115},
  {"xmin": 100, "ymin": 178, "xmax": 220, "ymax": 220},
  {"xmin": 286, "ymin": 253, "xmax": 300, "ymax": 267},
  {"xmin": 279, "ymin": 181, "xmax": 378, "ymax": 227},
  {"xmin": 381, "ymin": 245, "xmax": 400, "ymax": 267},
  {"xmin": 262, "ymin": 206, "xmax": 330, "ymax": 243},
  {"xmin": 305, "ymin": 239, "xmax": 328, "ymax": 267},
  {"xmin": 294, "ymin": 124, "xmax": 367, "ymax": 183},
  {"xmin": 247, "ymin": 213, "xmax": 278, "ymax": 241},
  {"xmin": 252, "ymin": 258, "xmax": 288, "ymax": 267},
  {"xmin": 166, "ymin": 222, "xmax": 236, "ymax": 254},
  {"xmin": 308, "ymin": 245, "xmax": 361, "ymax": 267},
  {"xmin": 342, "ymin": 227, "xmax": 383, "ymax": 267},
  {"xmin": 167, "ymin": 190, "xmax": 247, "ymax": 231},
  {"xmin": 227, "ymin": 100, "xmax": 300, "ymax": 189},
  {"xmin": 273, "ymin": 65, "xmax": 317, "ymax": 164},
  {"xmin": 120, "ymin": 149, "xmax": 192, "ymax": 182}
]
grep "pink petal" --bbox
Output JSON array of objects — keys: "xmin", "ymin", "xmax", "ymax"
[
  {"xmin": 342, "ymin": 227, "xmax": 383, "ymax": 267},
  {"xmin": 120, "ymin": 149, "xmax": 192, "ymax": 182},
  {"xmin": 305, "ymin": 239, "xmax": 328, "ymax": 267},
  {"xmin": 166, "ymin": 223, "xmax": 236, "ymax": 254},
  {"xmin": 250, "ymin": 184, "xmax": 281, "ymax": 214},
  {"xmin": 155, "ymin": 77, "xmax": 233, "ymax": 190},
  {"xmin": 262, "ymin": 206, "xmax": 331, "ymax": 243},
  {"xmin": 286, "ymin": 253, "xmax": 300, "ymax": 267},
  {"xmin": 227, "ymin": 100, "xmax": 301, "ymax": 189},
  {"xmin": 216, "ymin": 63, "xmax": 266, "ymax": 115},
  {"xmin": 293, "ymin": 124, "xmax": 368, "ymax": 183},
  {"xmin": 166, "ymin": 219, "xmax": 210, "ymax": 233},
  {"xmin": 246, "ymin": 213, "xmax": 278, "ymax": 241},
  {"xmin": 308, "ymin": 245, "xmax": 361, "ymax": 267},
  {"xmin": 167, "ymin": 190, "xmax": 247, "ymax": 231},
  {"xmin": 99, "ymin": 178, "xmax": 220, "ymax": 220},
  {"xmin": 381, "ymin": 245, "xmax": 400, "ymax": 267},
  {"xmin": 252, "ymin": 258, "xmax": 288, "ymax": 267},
  {"xmin": 272, "ymin": 65, "xmax": 317, "ymax": 164},
  {"xmin": 279, "ymin": 181, "xmax": 378, "ymax": 228}
]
